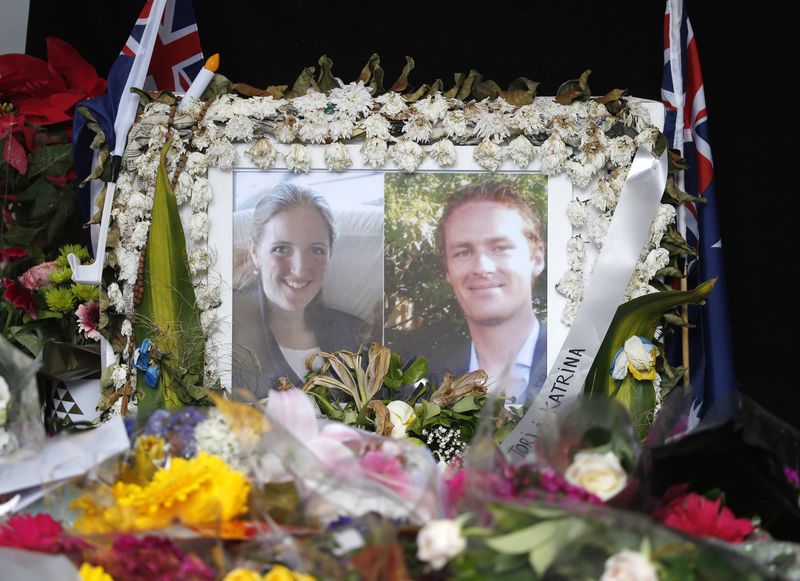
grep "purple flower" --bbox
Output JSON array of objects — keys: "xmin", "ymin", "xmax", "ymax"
[
  {"xmin": 784, "ymin": 466, "xmax": 800, "ymax": 489},
  {"xmin": 142, "ymin": 407, "xmax": 206, "ymax": 458}
]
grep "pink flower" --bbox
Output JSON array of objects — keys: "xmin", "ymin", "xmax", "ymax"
[
  {"xmin": 2, "ymin": 277, "xmax": 37, "ymax": 317},
  {"xmin": 359, "ymin": 450, "xmax": 411, "ymax": 497},
  {"xmin": 18, "ymin": 260, "xmax": 57, "ymax": 290},
  {"xmin": 76, "ymin": 299, "xmax": 101, "ymax": 341},
  {"xmin": 0, "ymin": 513, "xmax": 87, "ymax": 555},
  {"xmin": 90, "ymin": 534, "xmax": 214, "ymax": 581}
]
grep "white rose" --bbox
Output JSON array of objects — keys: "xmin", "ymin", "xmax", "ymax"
[
  {"xmin": 601, "ymin": 549, "xmax": 658, "ymax": 581},
  {"xmin": 416, "ymin": 519, "xmax": 466, "ymax": 570},
  {"xmin": 622, "ymin": 336, "xmax": 657, "ymax": 380},
  {"xmin": 386, "ymin": 401, "xmax": 416, "ymax": 439},
  {"xmin": 565, "ymin": 450, "xmax": 627, "ymax": 501}
]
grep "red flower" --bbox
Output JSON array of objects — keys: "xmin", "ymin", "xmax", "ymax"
[
  {"xmin": 0, "ymin": 37, "xmax": 106, "ymax": 127},
  {"xmin": 653, "ymin": 486, "xmax": 754, "ymax": 543},
  {"xmin": 0, "ymin": 513, "xmax": 60, "ymax": 553},
  {"xmin": 0, "ymin": 113, "xmax": 28, "ymax": 174},
  {"xmin": 2, "ymin": 277, "xmax": 37, "ymax": 317},
  {"xmin": 0, "ymin": 246, "xmax": 27, "ymax": 268}
]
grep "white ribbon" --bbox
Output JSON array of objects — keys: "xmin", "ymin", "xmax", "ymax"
[{"xmin": 503, "ymin": 147, "xmax": 668, "ymax": 462}]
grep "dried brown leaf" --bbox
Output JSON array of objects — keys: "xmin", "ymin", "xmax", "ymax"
[
  {"xmin": 317, "ymin": 55, "xmax": 336, "ymax": 94},
  {"xmin": 232, "ymin": 82, "xmax": 286, "ymax": 98},
  {"xmin": 286, "ymin": 66, "xmax": 318, "ymax": 99},
  {"xmin": 368, "ymin": 400, "xmax": 394, "ymax": 437},
  {"xmin": 595, "ymin": 88, "xmax": 628, "ymax": 105},
  {"xmin": 358, "ymin": 53, "xmax": 381, "ymax": 84},
  {"xmin": 351, "ymin": 543, "xmax": 411, "ymax": 581},
  {"xmin": 456, "ymin": 69, "xmax": 480, "ymax": 101},
  {"xmin": 444, "ymin": 72, "xmax": 465, "ymax": 98},
  {"xmin": 473, "ymin": 76, "xmax": 502, "ymax": 100},
  {"xmin": 430, "ymin": 369, "xmax": 489, "ymax": 406},
  {"xmin": 390, "ymin": 56, "xmax": 415, "ymax": 93}
]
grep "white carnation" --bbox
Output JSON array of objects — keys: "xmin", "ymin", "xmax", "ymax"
[
  {"xmin": 556, "ymin": 268, "xmax": 584, "ymax": 301},
  {"xmin": 566, "ymin": 199, "xmax": 589, "ymax": 228},
  {"xmin": 511, "ymin": 103, "xmax": 549, "ymax": 136},
  {"xmin": 111, "ymin": 364, "xmax": 129, "ymax": 389},
  {"xmin": 284, "ymin": 143, "xmax": 312, "ymax": 173},
  {"xmin": 297, "ymin": 109, "xmax": 328, "ymax": 144},
  {"xmin": 363, "ymin": 114, "xmax": 392, "ymax": 140},
  {"xmin": 246, "ymin": 138, "xmax": 277, "ymax": 169},
  {"xmin": 324, "ymin": 142, "xmax": 352, "ymax": 172},
  {"xmin": 565, "ymin": 158, "xmax": 598, "ymax": 189},
  {"xmin": 147, "ymin": 124, "xmax": 169, "ymax": 150},
  {"xmin": 648, "ymin": 204, "xmax": 677, "ymax": 248},
  {"xmin": 190, "ymin": 177, "xmax": 212, "ymax": 212},
  {"xmin": 539, "ymin": 133, "xmax": 569, "ymax": 175},
  {"xmin": 607, "ymin": 135, "xmax": 636, "ymax": 167},
  {"xmin": 429, "ymin": 139, "xmax": 456, "ymax": 167},
  {"xmin": 360, "ymin": 138, "xmax": 388, "ymax": 168},
  {"xmin": 205, "ymin": 94, "xmax": 237, "ymax": 122},
  {"xmin": 590, "ymin": 178, "xmax": 620, "ymax": 213},
  {"xmin": 622, "ymin": 100, "xmax": 652, "ymax": 133},
  {"xmin": 390, "ymin": 139, "xmax": 425, "ymax": 172},
  {"xmin": 106, "ymin": 283, "xmax": 126, "ymax": 313},
  {"xmin": 566, "ymin": 235, "xmax": 586, "ymax": 266},
  {"xmin": 174, "ymin": 171, "xmax": 193, "ymax": 205},
  {"xmin": 134, "ymin": 148, "xmax": 159, "ymax": 181},
  {"xmin": 223, "ymin": 114, "xmax": 255, "ymax": 142},
  {"xmin": 328, "ymin": 111, "xmax": 355, "ymax": 141},
  {"xmin": 121, "ymin": 319, "xmax": 133, "ymax": 337},
  {"xmin": 403, "ymin": 112, "xmax": 434, "ymax": 143},
  {"xmin": 375, "ymin": 92, "xmax": 408, "ymax": 117},
  {"xmin": 207, "ymin": 139, "xmax": 237, "ymax": 170},
  {"xmin": 190, "ymin": 212, "xmax": 210, "ymax": 243},
  {"xmin": 329, "ymin": 80, "xmax": 373, "ymax": 118},
  {"xmin": 118, "ymin": 248, "xmax": 140, "ymax": 284},
  {"xmin": 642, "ymin": 247, "xmax": 670, "ymax": 280},
  {"xmin": 635, "ymin": 127, "xmax": 660, "ymax": 153},
  {"xmin": 508, "ymin": 135, "xmax": 536, "ymax": 168},
  {"xmin": 244, "ymin": 96, "xmax": 284, "ymax": 120},
  {"xmin": 291, "ymin": 89, "xmax": 328, "ymax": 116},
  {"xmin": 473, "ymin": 139, "xmax": 503, "ymax": 171},
  {"xmin": 442, "ymin": 110, "xmax": 469, "ymax": 140},
  {"xmin": 413, "ymin": 93, "xmax": 449, "ymax": 123},
  {"xmin": 131, "ymin": 220, "xmax": 150, "ymax": 249},
  {"xmin": 185, "ymin": 152, "xmax": 209, "ymax": 176},
  {"xmin": 588, "ymin": 213, "xmax": 612, "ymax": 248}
]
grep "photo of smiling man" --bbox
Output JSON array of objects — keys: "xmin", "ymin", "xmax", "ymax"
[{"xmin": 385, "ymin": 174, "xmax": 548, "ymax": 404}]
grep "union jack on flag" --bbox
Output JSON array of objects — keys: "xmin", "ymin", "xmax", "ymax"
[
  {"xmin": 662, "ymin": 0, "xmax": 736, "ymax": 418},
  {"xmin": 121, "ymin": 0, "xmax": 204, "ymax": 92}
]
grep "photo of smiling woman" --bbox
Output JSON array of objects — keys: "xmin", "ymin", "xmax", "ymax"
[{"xmin": 232, "ymin": 175, "xmax": 383, "ymax": 397}]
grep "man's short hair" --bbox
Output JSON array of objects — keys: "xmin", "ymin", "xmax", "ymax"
[{"xmin": 436, "ymin": 180, "xmax": 544, "ymax": 268}]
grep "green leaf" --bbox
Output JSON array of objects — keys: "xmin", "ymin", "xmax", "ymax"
[
  {"xmin": 452, "ymin": 395, "xmax": 481, "ymax": 413},
  {"xmin": 662, "ymin": 313, "xmax": 693, "ymax": 328},
  {"xmin": 664, "ymin": 175, "xmax": 707, "ymax": 205},
  {"xmin": 135, "ymin": 142, "xmax": 205, "ymax": 418},
  {"xmin": 28, "ymin": 143, "xmax": 72, "ymax": 177},
  {"xmin": 486, "ymin": 518, "xmax": 571, "ymax": 554},
  {"xmin": 202, "ymin": 73, "xmax": 233, "ymax": 101},
  {"xmin": 420, "ymin": 399, "xmax": 441, "ymax": 424},
  {"xmin": 400, "ymin": 356, "xmax": 428, "ymax": 385},
  {"xmin": 662, "ymin": 225, "xmax": 697, "ymax": 256},
  {"xmin": 286, "ymin": 67, "xmax": 318, "ymax": 99}
]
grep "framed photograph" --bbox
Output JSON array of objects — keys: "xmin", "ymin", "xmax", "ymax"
[{"xmin": 209, "ymin": 145, "xmax": 572, "ymax": 400}]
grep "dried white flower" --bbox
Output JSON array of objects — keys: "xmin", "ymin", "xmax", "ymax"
[
  {"xmin": 131, "ymin": 220, "xmax": 150, "ymax": 249},
  {"xmin": 566, "ymin": 235, "xmax": 586, "ymax": 266},
  {"xmin": 324, "ymin": 142, "xmax": 352, "ymax": 172},
  {"xmin": 566, "ymin": 199, "xmax": 589, "ymax": 228},
  {"xmin": 273, "ymin": 115, "xmax": 298, "ymax": 144},
  {"xmin": 134, "ymin": 148, "xmax": 159, "ymax": 181},
  {"xmin": 112, "ymin": 364, "xmax": 129, "ymax": 389},
  {"xmin": 284, "ymin": 143, "xmax": 312, "ymax": 173},
  {"xmin": 508, "ymin": 135, "xmax": 536, "ymax": 168},
  {"xmin": 190, "ymin": 212, "xmax": 210, "ymax": 243},
  {"xmin": 635, "ymin": 127, "xmax": 660, "ymax": 153},
  {"xmin": 147, "ymin": 124, "xmax": 169, "ymax": 150},
  {"xmin": 121, "ymin": 319, "xmax": 133, "ymax": 337},
  {"xmin": 106, "ymin": 282, "xmax": 126, "ymax": 313},
  {"xmin": 565, "ymin": 158, "xmax": 598, "ymax": 189},
  {"xmin": 590, "ymin": 178, "xmax": 620, "ymax": 213},
  {"xmin": 291, "ymin": 89, "xmax": 328, "ymax": 116},
  {"xmin": 473, "ymin": 106, "xmax": 512, "ymax": 143},
  {"xmin": 194, "ymin": 408, "xmax": 249, "ymax": 472},
  {"xmin": 174, "ymin": 172, "xmax": 193, "ymax": 205},
  {"xmin": 189, "ymin": 248, "xmax": 213, "ymax": 276},
  {"xmin": 429, "ymin": 139, "xmax": 456, "ymax": 167},
  {"xmin": 200, "ymin": 309, "xmax": 217, "ymax": 336},
  {"xmin": 117, "ymin": 248, "xmax": 140, "ymax": 285},
  {"xmin": 185, "ymin": 152, "xmax": 209, "ymax": 177},
  {"xmin": 328, "ymin": 111, "xmax": 356, "ymax": 141},
  {"xmin": 557, "ymin": 268, "xmax": 585, "ymax": 301},
  {"xmin": 207, "ymin": 138, "xmax": 237, "ymax": 170},
  {"xmin": 246, "ymin": 137, "xmax": 277, "ymax": 169},
  {"xmin": 539, "ymin": 133, "xmax": 569, "ymax": 175},
  {"xmin": 621, "ymin": 100, "xmax": 651, "ymax": 133},
  {"xmin": 473, "ymin": 139, "xmax": 503, "ymax": 171},
  {"xmin": 511, "ymin": 103, "xmax": 548, "ymax": 136},
  {"xmin": 562, "ymin": 298, "xmax": 580, "ymax": 326},
  {"xmin": 361, "ymin": 138, "xmax": 388, "ymax": 168},
  {"xmin": 363, "ymin": 113, "xmax": 392, "ymax": 140},
  {"xmin": 191, "ymin": 126, "xmax": 214, "ymax": 150},
  {"xmin": 552, "ymin": 112, "xmax": 582, "ymax": 146},
  {"xmin": 329, "ymin": 80, "xmax": 373, "ymax": 118},
  {"xmin": 248, "ymin": 96, "xmax": 285, "ymax": 120},
  {"xmin": 648, "ymin": 204, "xmax": 677, "ymax": 248},
  {"xmin": 588, "ymin": 213, "xmax": 612, "ymax": 248},
  {"xmin": 390, "ymin": 139, "xmax": 425, "ymax": 172},
  {"xmin": 297, "ymin": 109, "xmax": 329, "ymax": 144},
  {"xmin": 642, "ymin": 247, "xmax": 670, "ymax": 280},
  {"xmin": 607, "ymin": 135, "xmax": 636, "ymax": 167},
  {"xmin": 413, "ymin": 93, "xmax": 449, "ymax": 123},
  {"xmin": 196, "ymin": 282, "xmax": 222, "ymax": 311},
  {"xmin": 403, "ymin": 112, "xmax": 434, "ymax": 143},
  {"xmin": 375, "ymin": 92, "xmax": 408, "ymax": 117},
  {"xmin": 191, "ymin": 177, "xmax": 212, "ymax": 212},
  {"xmin": 442, "ymin": 110, "xmax": 469, "ymax": 140},
  {"xmin": 205, "ymin": 93, "xmax": 237, "ymax": 122},
  {"xmin": 224, "ymin": 114, "xmax": 255, "ymax": 142}
]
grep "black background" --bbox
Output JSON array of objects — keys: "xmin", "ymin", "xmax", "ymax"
[{"xmin": 24, "ymin": 1, "xmax": 796, "ymax": 425}]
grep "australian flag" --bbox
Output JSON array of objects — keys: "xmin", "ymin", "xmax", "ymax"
[
  {"xmin": 72, "ymin": 0, "xmax": 203, "ymax": 201},
  {"xmin": 661, "ymin": 0, "xmax": 736, "ymax": 418}
]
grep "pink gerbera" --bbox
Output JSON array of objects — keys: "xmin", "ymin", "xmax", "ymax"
[{"xmin": 76, "ymin": 299, "xmax": 101, "ymax": 341}]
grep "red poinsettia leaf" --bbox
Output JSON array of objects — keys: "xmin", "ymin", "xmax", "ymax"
[
  {"xmin": 0, "ymin": 54, "xmax": 64, "ymax": 98},
  {"xmin": 2, "ymin": 135, "xmax": 28, "ymax": 174},
  {"xmin": 46, "ymin": 37, "xmax": 105, "ymax": 98},
  {"xmin": 16, "ymin": 93, "xmax": 82, "ymax": 126}
]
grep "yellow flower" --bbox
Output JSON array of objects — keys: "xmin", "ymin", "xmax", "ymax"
[
  {"xmin": 263, "ymin": 565, "xmax": 317, "ymax": 581},
  {"xmin": 222, "ymin": 568, "xmax": 262, "ymax": 581},
  {"xmin": 79, "ymin": 563, "xmax": 114, "ymax": 581},
  {"xmin": 72, "ymin": 452, "xmax": 250, "ymax": 532},
  {"xmin": 209, "ymin": 392, "xmax": 271, "ymax": 446}
]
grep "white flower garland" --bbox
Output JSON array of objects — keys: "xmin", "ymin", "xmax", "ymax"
[{"xmin": 105, "ymin": 87, "xmax": 669, "ymax": 399}]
